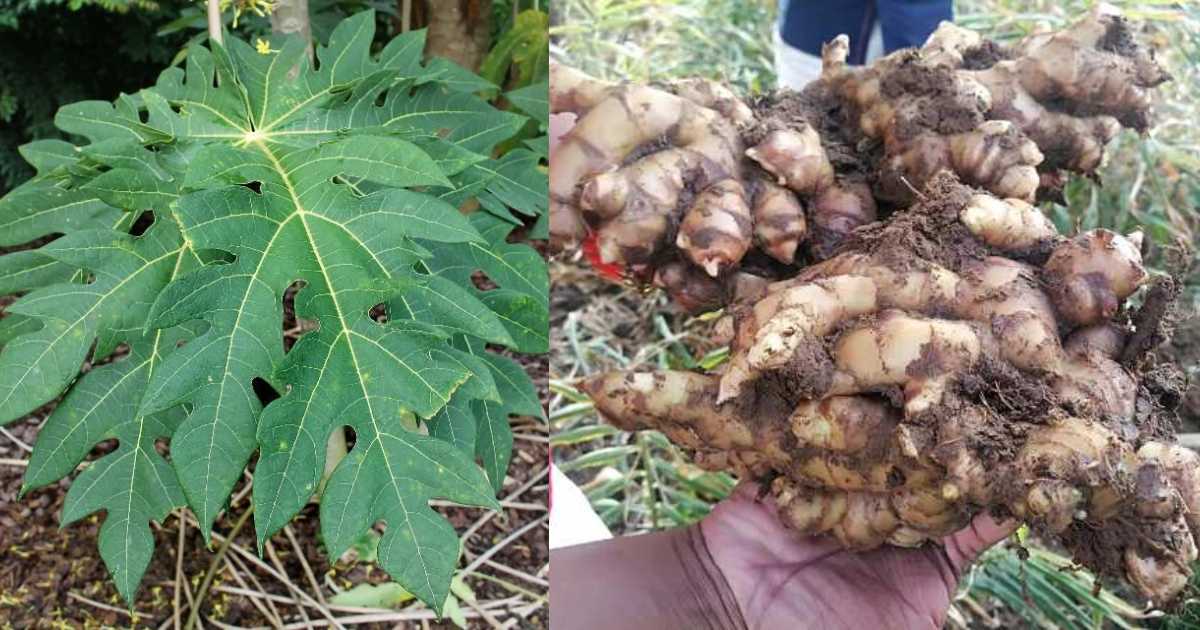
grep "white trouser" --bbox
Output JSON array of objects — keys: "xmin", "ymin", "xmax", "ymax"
[{"xmin": 773, "ymin": 22, "xmax": 884, "ymax": 90}]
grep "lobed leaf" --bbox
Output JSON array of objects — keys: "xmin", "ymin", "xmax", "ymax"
[{"xmin": 0, "ymin": 9, "xmax": 547, "ymax": 610}]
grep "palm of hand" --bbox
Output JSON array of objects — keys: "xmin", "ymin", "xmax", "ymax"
[{"xmin": 701, "ymin": 484, "xmax": 1016, "ymax": 630}]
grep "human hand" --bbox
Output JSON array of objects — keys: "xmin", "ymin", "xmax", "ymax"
[{"xmin": 701, "ymin": 483, "xmax": 1017, "ymax": 630}]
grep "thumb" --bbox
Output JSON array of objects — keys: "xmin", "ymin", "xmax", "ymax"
[{"xmin": 942, "ymin": 514, "xmax": 1020, "ymax": 575}]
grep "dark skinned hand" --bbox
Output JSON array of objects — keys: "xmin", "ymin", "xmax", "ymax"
[{"xmin": 702, "ymin": 483, "xmax": 1018, "ymax": 629}]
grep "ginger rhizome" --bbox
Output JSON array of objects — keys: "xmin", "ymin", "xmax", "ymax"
[
  {"xmin": 550, "ymin": 64, "xmax": 751, "ymax": 274},
  {"xmin": 551, "ymin": 9, "xmax": 1168, "ymax": 314},
  {"xmin": 582, "ymin": 174, "xmax": 1195, "ymax": 605},
  {"xmin": 818, "ymin": 12, "xmax": 1168, "ymax": 205}
]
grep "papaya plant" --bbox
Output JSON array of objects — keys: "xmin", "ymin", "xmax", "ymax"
[
  {"xmin": 0, "ymin": 9, "xmax": 547, "ymax": 612},
  {"xmin": 480, "ymin": 8, "xmax": 549, "ymax": 90}
]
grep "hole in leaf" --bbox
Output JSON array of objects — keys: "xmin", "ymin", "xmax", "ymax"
[
  {"xmin": 79, "ymin": 340, "xmax": 99, "ymax": 373},
  {"xmin": 154, "ymin": 437, "xmax": 170, "ymax": 458},
  {"xmin": 374, "ymin": 90, "xmax": 387, "ymax": 108},
  {"xmin": 0, "ymin": 234, "xmax": 62, "ymax": 255},
  {"xmin": 85, "ymin": 437, "xmax": 119, "ymax": 463},
  {"xmin": 197, "ymin": 249, "xmax": 236, "ymax": 265},
  {"xmin": 282, "ymin": 280, "xmax": 317, "ymax": 352},
  {"xmin": 129, "ymin": 211, "xmax": 156, "ymax": 236},
  {"xmin": 369, "ymin": 303, "xmax": 388, "ymax": 324},
  {"xmin": 343, "ymin": 426, "xmax": 357, "ymax": 450},
  {"xmin": 471, "ymin": 270, "xmax": 496, "ymax": 291},
  {"xmin": 85, "ymin": 342, "xmax": 131, "ymax": 371},
  {"xmin": 252, "ymin": 377, "xmax": 282, "ymax": 406},
  {"xmin": 243, "ymin": 181, "xmax": 263, "ymax": 194},
  {"xmin": 507, "ymin": 222, "xmax": 538, "ymax": 243}
]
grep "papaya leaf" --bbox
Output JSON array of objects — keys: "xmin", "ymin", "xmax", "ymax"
[{"xmin": 0, "ymin": 10, "xmax": 546, "ymax": 611}]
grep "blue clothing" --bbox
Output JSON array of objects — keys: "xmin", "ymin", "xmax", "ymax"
[{"xmin": 779, "ymin": 0, "xmax": 952, "ymax": 64}]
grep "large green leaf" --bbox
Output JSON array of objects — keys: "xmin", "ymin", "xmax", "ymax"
[
  {"xmin": 0, "ymin": 181, "xmax": 123, "ymax": 247},
  {"xmin": 0, "ymin": 220, "xmax": 187, "ymax": 423},
  {"xmin": 472, "ymin": 351, "xmax": 543, "ymax": 492},
  {"xmin": 0, "ymin": 10, "xmax": 546, "ymax": 610},
  {"xmin": 508, "ymin": 81, "xmax": 549, "ymax": 129},
  {"xmin": 23, "ymin": 322, "xmax": 203, "ymax": 604}
]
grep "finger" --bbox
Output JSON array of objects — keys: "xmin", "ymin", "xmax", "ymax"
[{"xmin": 942, "ymin": 513, "xmax": 1020, "ymax": 574}]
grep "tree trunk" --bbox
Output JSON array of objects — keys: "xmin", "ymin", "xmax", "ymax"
[
  {"xmin": 270, "ymin": 0, "xmax": 314, "ymax": 62},
  {"xmin": 423, "ymin": 0, "xmax": 492, "ymax": 72}
]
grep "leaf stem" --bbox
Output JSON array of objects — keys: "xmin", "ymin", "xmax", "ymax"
[
  {"xmin": 206, "ymin": 0, "xmax": 223, "ymax": 45},
  {"xmin": 185, "ymin": 505, "xmax": 255, "ymax": 630}
]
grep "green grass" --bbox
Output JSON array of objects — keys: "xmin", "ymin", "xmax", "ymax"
[
  {"xmin": 550, "ymin": 0, "xmax": 776, "ymax": 93},
  {"xmin": 959, "ymin": 541, "xmax": 1164, "ymax": 629},
  {"xmin": 549, "ymin": 273, "xmax": 735, "ymax": 533}
]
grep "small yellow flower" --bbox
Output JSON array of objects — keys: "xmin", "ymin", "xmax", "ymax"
[
  {"xmin": 226, "ymin": 0, "xmax": 276, "ymax": 28},
  {"xmin": 255, "ymin": 38, "xmax": 275, "ymax": 55}
]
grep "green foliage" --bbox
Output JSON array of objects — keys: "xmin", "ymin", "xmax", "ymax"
[
  {"xmin": 328, "ymin": 573, "xmax": 476, "ymax": 627},
  {"xmin": 2, "ymin": 10, "xmax": 547, "ymax": 611},
  {"xmin": 1165, "ymin": 572, "xmax": 1200, "ymax": 629},
  {"xmin": 0, "ymin": 0, "xmax": 194, "ymax": 194},
  {"xmin": 962, "ymin": 544, "xmax": 1153, "ymax": 629},
  {"xmin": 551, "ymin": 0, "xmax": 776, "ymax": 94},
  {"xmin": 330, "ymin": 581, "xmax": 416, "ymax": 608},
  {"xmin": 481, "ymin": 9, "xmax": 550, "ymax": 89},
  {"xmin": 0, "ymin": 0, "xmax": 394, "ymax": 197}
]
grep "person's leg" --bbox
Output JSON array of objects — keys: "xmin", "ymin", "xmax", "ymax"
[
  {"xmin": 875, "ymin": 0, "xmax": 952, "ymax": 53},
  {"xmin": 779, "ymin": 0, "xmax": 873, "ymax": 63},
  {"xmin": 775, "ymin": 0, "xmax": 873, "ymax": 88}
]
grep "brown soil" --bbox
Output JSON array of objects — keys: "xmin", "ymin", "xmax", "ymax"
[
  {"xmin": 1158, "ymin": 308, "xmax": 1200, "ymax": 432},
  {"xmin": 841, "ymin": 172, "xmax": 991, "ymax": 272},
  {"xmin": 748, "ymin": 81, "xmax": 867, "ymax": 178},
  {"xmin": 755, "ymin": 337, "xmax": 836, "ymax": 407},
  {"xmin": 878, "ymin": 54, "xmax": 985, "ymax": 141},
  {"xmin": 1117, "ymin": 276, "xmax": 1190, "ymax": 443},
  {"xmin": 1122, "ymin": 275, "xmax": 1181, "ymax": 368},
  {"xmin": 960, "ymin": 40, "xmax": 1011, "ymax": 71}
]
